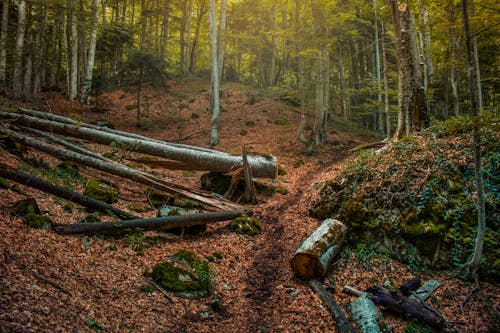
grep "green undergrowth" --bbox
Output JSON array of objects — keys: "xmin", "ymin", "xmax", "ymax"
[
  {"xmin": 147, "ymin": 250, "xmax": 213, "ymax": 298},
  {"xmin": 84, "ymin": 178, "xmax": 119, "ymax": 204},
  {"xmin": 18, "ymin": 160, "xmax": 86, "ymax": 189},
  {"xmin": 310, "ymin": 116, "xmax": 499, "ymax": 281},
  {"xmin": 228, "ymin": 215, "xmax": 262, "ymax": 236}
]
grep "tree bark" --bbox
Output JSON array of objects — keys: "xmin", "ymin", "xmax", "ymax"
[
  {"xmin": 13, "ymin": 0, "xmax": 26, "ymax": 98},
  {"xmin": 448, "ymin": 0, "xmax": 460, "ymax": 116},
  {"xmin": 310, "ymin": 280, "xmax": 356, "ymax": 333},
  {"xmin": 54, "ymin": 209, "xmax": 251, "ymax": 235},
  {"xmin": 208, "ymin": 0, "xmax": 220, "ymax": 146},
  {"xmin": 0, "ymin": 0, "xmax": 9, "ymax": 85},
  {"xmin": 0, "ymin": 166, "xmax": 136, "ymax": 220},
  {"xmin": 160, "ymin": 0, "xmax": 169, "ymax": 61},
  {"xmin": 217, "ymin": 0, "xmax": 227, "ymax": 82},
  {"xmin": 461, "ymin": 0, "xmax": 486, "ymax": 276},
  {"xmin": 184, "ymin": 0, "xmax": 193, "ymax": 73},
  {"xmin": 381, "ymin": 22, "xmax": 391, "ymax": 139},
  {"xmin": 351, "ymin": 292, "xmax": 383, "ymax": 333},
  {"xmin": 22, "ymin": 3, "xmax": 33, "ymax": 98},
  {"xmin": 33, "ymin": 4, "xmax": 47, "ymax": 94},
  {"xmin": 291, "ymin": 219, "xmax": 347, "ymax": 279},
  {"xmin": 81, "ymin": 0, "xmax": 101, "ymax": 104},
  {"xmin": 3, "ymin": 111, "xmax": 278, "ymax": 178},
  {"xmin": 68, "ymin": 0, "xmax": 79, "ymax": 100}
]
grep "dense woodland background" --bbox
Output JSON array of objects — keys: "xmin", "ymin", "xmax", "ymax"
[{"xmin": 0, "ymin": 0, "xmax": 498, "ymax": 138}]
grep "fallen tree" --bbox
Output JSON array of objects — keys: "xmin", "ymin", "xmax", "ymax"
[
  {"xmin": 53, "ymin": 209, "xmax": 251, "ymax": 235},
  {"xmin": 291, "ymin": 219, "xmax": 347, "ymax": 279},
  {"xmin": 2, "ymin": 110, "xmax": 278, "ymax": 178},
  {"xmin": 0, "ymin": 127, "xmax": 241, "ymax": 211},
  {"xmin": 0, "ymin": 165, "xmax": 136, "ymax": 220}
]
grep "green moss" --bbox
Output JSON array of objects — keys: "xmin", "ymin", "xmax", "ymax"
[
  {"xmin": 182, "ymin": 170, "xmax": 196, "ymax": 177},
  {"xmin": 339, "ymin": 199, "xmax": 370, "ymax": 228},
  {"xmin": 277, "ymin": 165, "xmax": 287, "ymax": 176},
  {"xmin": 24, "ymin": 212, "xmax": 50, "ymax": 229},
  {"xmin": 240, "ymin": 130, "xmax": 248, "ymax": 136},
  {"xmin": 136, "ymin": 118, "xmax": 155, "ymax": 130},
  {"xmin": 149, "ymin": 250, "xmax": 212, "ymax": 296},
  {"xmin": 0, "ymin": 177, "xmax": 9, "ymax": 189},
  {"xmin": 212, "ymin": 252, "xmax": 223, "ymax": 259},
  {"xmin": 63, "ymin": 203, "xmax": 73, "ymax": 213},
  {"xmin": 84, "ymin": 179, "xmax": 119, "ymax": 204},
  {"xmin": 274, "ymin": 118, "xmax": 289, "ymax": 126},
  {"xmin": 139, "ymin": 282, "xmax": 155, "ymax": 293},
  {"xmin": 147, "ymin": 191, "xmax": 173, "ymax": 208},
  {"xmin": 275, "ymin": 187, "xmax": 289, "ymax": 195},
  {"xmin": 229, "ymin": 215, "xmax": 262, "ymax": 236},
  {"xmin": 245, "ymin": 120, "xmax": 255, "ymax": 127},
  {"xmin": 128, "ymin": 203, "xmax": 149, "ymax": 213}
]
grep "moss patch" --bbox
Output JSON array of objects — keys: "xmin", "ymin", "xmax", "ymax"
[
  {"xmin": 147, "ymin": 190, "xmax": 174, "ymax": 208},
  {"xmin": 148, "ymin": 250, "xmax": 212, "ymax": 297},
  {"xmin": 0, "ymin": 177, "xmax": 9, "ymax": 189},
  {"xmin": 11, "ymin": 198, "xmax": 50, "ymax": 229},
  {"xmin": 84, "ymin": 179, "xmax": 119, "ymax": 204},
  {"xmin": 229, "ymin": 215, "xmax": 262, "ymax": 236}
]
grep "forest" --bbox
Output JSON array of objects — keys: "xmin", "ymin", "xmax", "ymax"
[{"xmin": 0, "ymin": 0, "xmax": 499, "ymax": 332}]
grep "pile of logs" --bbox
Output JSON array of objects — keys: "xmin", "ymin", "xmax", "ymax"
[
  {"xmin": 0, "ymin": 108, "xmax": 278, "ymax": 234},
  {"xmin": 290, "ymin": 218, "xmax": 450, "ymax": 332}
]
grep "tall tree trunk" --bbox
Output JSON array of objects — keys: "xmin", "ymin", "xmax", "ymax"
[
  {"xmin": 189, "ymin": 0, "xmax": 207, "ymax": 72},
  {"xmin": 13, "ymin": 0, "xmax": 26, "ymax": 98},
  {"xmin": 269, "ymin": 4, "xmax": 277, "ymax": 87},
  {"xmin": 160, "ymin": 0, "xmax": 169, "ymax": 60},
  {"xmin": 0, "ymin": 0, "xmax": 8, "ymax": 86},
  {"xmin": 217, "ymin": 0, "xmax": 226, "ymax": 82},
  {"xmin": 179, "ymin": 0, "xmax": 187, "ymax": 73},
  {"xmin": 338, "ymin": 42, "xmax": 347, "ymax": 120},
  {"xmin": 389, "ymin": 1, "xmax": 426, "ymax": 139},
  {"xmin": 184, "ymin": 0, "xmax": 193, "ymax": 73},
  {"xmin": 50, "ymin": 6, "xmax": 62, "ymax": 88},
  {"xmin": 381, "ymin": 22, "xmax": 391, "ymax": 139},
  {"xmin": 470, "ymin": 0, "xmax": 483, "ymax": 114},
  {"xmin": 208, "ymin": 0, "xmax": 220, "ymax": 146},
  {"xmin": 68, "ymin": 0, "xmax": 79, "ymax": 101},
  {"xmin": 22, "ymin": 3, "xmax": 32, "ymax": 98},
  {"xmin": 78, "ymin": 0, "xmax": 87, "ymax": 90},
  {"xmin": 33, "ymin": 5, "xmax": 47, "ymax": 94},
  {"xmin": 461, "ymin": 0, "xmax": 486, "ymax": 276},
  {"xmin": 373, "ymin": 0, "xmax": 383, "ymax": 135},
  {"xmin": 448, "ymin": 0, "xmax": 460, "ymax": 116},
  {"xmin": 81, "ymin": 0, "xmax": 101, "ymax": 104}
]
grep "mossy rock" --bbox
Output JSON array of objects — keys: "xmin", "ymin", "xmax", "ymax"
[
  {"xmin": 148, "ymin": 250, "xmax": 212, "ymax": 298},
  {"xmin": 229, "ymin": 215, "xmax": 262, "ymax": 236},
  {"xmin": 0, "ymin": 177, "xmax": 9, "ymax": 189},
  {"xmin": 83, "ymin": 179, "xmax": 119, "ymax": 204},
  {"xmin": 11, "ymin": 198, "xmax": 50, "ymax": 229}
]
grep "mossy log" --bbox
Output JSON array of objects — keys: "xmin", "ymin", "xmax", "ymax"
[
  {"xmin": 408, "ymin": 279, "xmax": 440, "ymax": 301},
  {"xmin": 0, "ymin": 165, "xmax": 136, "ymax": 220},
  {"xmin": 53, "ymin": 209, "xmax": 252, "ymax": 235},
  {"xmin": 2, "ymin": 111, "xmax": 278, "ymax": 178},
  {"xmin": 0, "ymin": 127, "xmax": 241, "ymax": 211},
  {"xmin": 350, "ymin": 292, "xmax": 383, "ymax": 333},
  {"xmin": 291, "ymin": 219, "xmax": 347, "ymax": 279},
  {"xmin": 310, "ymin": 280, "xmax": 356, "ymax": 333}
]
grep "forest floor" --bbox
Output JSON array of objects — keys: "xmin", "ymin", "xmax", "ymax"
[{"xmin": 1, "ymin": 77, "xmax": 498, "ymax": 332}]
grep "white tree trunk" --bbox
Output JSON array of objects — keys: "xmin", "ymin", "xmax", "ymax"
[
  {"xmin": 0, "ymin": 0, "xmax": 8, "ymax": 84},
  {"xmin": 33, "ymin": 5, "xmax": 47, "ymax": 94},
  {"xmin": 373, "ymin": 0, "xmax": 383, "ymax": 135},
  {"xmin": 184, "ymin": 0, "xmax": 193, "ymax": 73},
  {"xmin": 269, "ymin": 4, "xmax": 277, "ymax": 86},
  {"xmin": 22, "ymin": 6, "xmax": 32, "ymax": 97},
  {"xmin": 217, "ymin": 0, "xmax": 227, "ymax": 82},
  {"xmin": 68, "ymin": 0, "xmax": 78, "ymax": 100},
  {"xmin": 208, "ymin": 0, "xmax": 220, "ymax": 146},
  {"xmin": 81, "ymin": 0, "xmax": 101, "ymax": 104},
  {"xmin": 13, "ymin": 0, "xmax": 26, "ymax": 98}
]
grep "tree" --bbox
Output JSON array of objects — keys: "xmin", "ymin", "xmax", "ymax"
[
  {"xmin": 461, "ymin": 0, "xmax": 486, "ymax": 276},
  {"xmin": 81, "ymin": 0, "xmax": 102, "ymax": 104},
  {"xmin": 208, "ymin": 0, "xmax": 220, "ymax": 146},
  {"xmin": 0, "ymin": 0, "xmax": 8, "ymax": 87},
  {"xmin": 388, "ymin": 1, "xmax": 427, "ymax": 139},
  {"xmin": 13, "ymin": 0, "xmax": 26, "ymax": 98},
  {"xmin": 68, "ymin": 0, "xmax": 79, "ymax": 100}
]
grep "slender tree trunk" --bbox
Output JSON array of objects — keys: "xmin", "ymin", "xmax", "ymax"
[
  {"xmin": 160, "ymin": 0, "xmax": 169, "ymax": 60},
  {"xmin": 190, "ymin": 0, "xmax": 206, "ymax": 72},
  {"xmin": 33, "ymin": 5, "xmax": 47, "ymax": 94},
  {"xmin": 22, "ymin": 4, "xmax": 33, "ymax": 98},
  {"xmin": 0, "ymin": 0, "xmax": 9, "ymax": 86},
  {"xmin": 381, "ymin": 22, "xmax": 391, "ymax": 139},
  {"xmin": 448, "ymin": 0, "xmax": 460, "ymax": 116},
  {"xmin": 470, "ymin": 0, "xmax": 483, "ymax": 114},
  {"xmin": 208, "ymin": 0, "xmax": 220, "ymax": 146},
  {"xmin": 373, "ymin": 0, "xmax": 383, "ymax": 135},
  {"xmin": 461, "ymin": 0, "xmax": 486, "ymax": 276},
  {"xmin": 179, "ymin": 0, "xmax": 187, "ymax": 73},
  {"xmin": 78, "ymin": 0, "xmax": 87, "ymax": 90},
  {"xmin": 184, "ymin": 0, "xmax": 193, "ymax": 73},
  {"xmin": 68, "ymin": 0, "xmax": 79, "ymax": 101},
  {"xmin": 81, "ymin": 0, "xmax": 102, "ymax": 104},
  {"xmin": 50, "ymin": 6, "xmax": 62, "ymax": 88},
  {"xmin": 217, "ymin": 0, "xmax": 227, "ymax": 82},
  {"xmin": 13, "ymin": 0, "xmax": 26, "ymax": 98},
  {"xmin": 269, "ymin": 4, "xmax": 277, "ymax": 87},
  {"xmin": 338, "ymin": 42, "xmax": 347, "ymax": 120}
]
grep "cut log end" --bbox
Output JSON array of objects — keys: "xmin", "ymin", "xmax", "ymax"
[{"xmin": 291, "ymin": 253, "xmax": 325, "ymax": 280}]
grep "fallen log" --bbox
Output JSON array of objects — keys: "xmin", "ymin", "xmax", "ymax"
[
  {"xmin": 310, "ymin": 279, "xmax": 356, "ymax": 333},
  {"xmin": 0, "ymin": 127, "xmax": 241, "ymax": 211},
  {"xmin": 366, "ymin": 285, "xmax": 446, "ymax": 329},
  {"xmin": 291, "ymin": 219, "xmax": 347, "ymax": 279},
  {"xmin": 408, "ymin": 279, "xmax": 440, "ymax": 302},
  {"xmin": 53, "ymin": 209, "xmax": 251, "ymax": 235},
  {"xmin": 4, "ymin": 111, "xmax": 277, "ymax": 178},
  {"xmin": 0, "ymin": 165, "xmax": 136, "ymax": 220},
  {"xmin": 350, "ymin": 292, "xmax": 384, "ymax": 333}
]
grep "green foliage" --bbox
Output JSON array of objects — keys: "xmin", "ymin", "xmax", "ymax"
[
  {"xmin": 139, "ymin": 282, "xmax": 155, "ymax": 294},
  {"xmin": 277, "ymin": 165, "xmax": 287, "ymax": 176},
  {"xmin": 136, "ymin": 118, "xmax": 155, "ymax": 130},
  {"xmin": 403, "ymin": 319, "xmax": 434, "ymax": 333},
  {"xmin": 124, "ymin": 231, "xmax": 146, "ymax": 256},
  {"xmin": 310, "ymin": 119, "xmax": 499, "ymax": 281},
  {"xmin": 245, "ymin": 120, "xmax": 256, "ymax": 127},
  {"xmin": 120, "ymin": 49, "xmax": 168, "ymax": 88},
  {"xmin": 23, "ymin": 204, "xmax": 51, "ymax": 229},
  {"xmin": 0, "ymin": 177, "xmax": 9, "ymax": 189},
  {"xmin": 229, "ymin": 215, "xmax": 262, "ymax": 236},
  {"xmin": 84, "ymin": 318, "xmax": 104, "ymax": 332},
  {"xmin": 83, "ymin": 179, "xmax": 119, "ymax": 204},
  {"xmin": 274, "ymin": 118, "xmax": 289, "ymax": 126}
]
